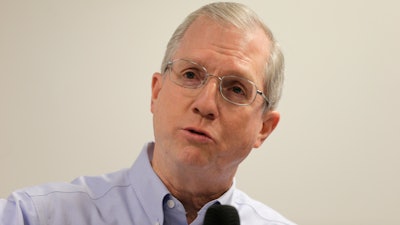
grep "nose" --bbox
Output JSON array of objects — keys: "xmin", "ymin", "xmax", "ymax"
[{"xmin": 192, "ymin": 76, "xmax": 220, "ymax": 120}]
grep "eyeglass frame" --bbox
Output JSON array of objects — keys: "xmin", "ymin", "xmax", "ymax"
[{"xmin": 162, "ymin": 58, "xmax": 270, "ymax": 107}]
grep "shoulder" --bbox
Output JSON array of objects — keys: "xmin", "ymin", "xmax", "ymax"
[
  {"xmin": 5, "ymin": 168, "xmax": 133, "ymax": 216},
  {"xmin": 22, "ymin": 168, "xmax": 131, "ymax": 200},
  {"xmin": 232, "ymin": 189, "xmax": 296, "ymax": 225},
  {"xmin": 2, "ymin": 169, "xmax": 134, "ymax": 224}
]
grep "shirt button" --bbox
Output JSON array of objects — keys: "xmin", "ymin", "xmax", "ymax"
[
  {"xmin": 167, "ymin": 199, "xmax": 175, "ymax": 208},
  {"xmin": 154, "ymin": 222, "xmax": 160, "ymax": 225}
]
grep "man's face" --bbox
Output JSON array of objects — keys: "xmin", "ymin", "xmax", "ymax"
[{"xmin": 151, "ymin": 16, "xmax": 279, "ymax": 174}]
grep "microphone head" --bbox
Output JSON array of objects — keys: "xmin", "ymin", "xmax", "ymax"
[{"xmin": 203, "ymin": 204, "xmax": 240, "ymax": 225}]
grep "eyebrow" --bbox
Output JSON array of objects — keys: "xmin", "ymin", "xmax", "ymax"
[{"xmin": 176, "ymin": 57, "xmax": 259, "ymax": 85}]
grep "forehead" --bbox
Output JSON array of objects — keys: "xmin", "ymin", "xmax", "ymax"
[{"xmin": 174, "ymin": 16, "xmax": 270, "ymax": 83}]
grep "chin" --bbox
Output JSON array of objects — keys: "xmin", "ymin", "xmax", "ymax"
[{"xmin": 178, "ymin": 147, "xmax": 211, "ymax": 167}]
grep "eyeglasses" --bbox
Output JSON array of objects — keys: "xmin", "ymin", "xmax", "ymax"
[{"xmin": 164, "ymin": 59, "xmax": 269, "ymax": 106}]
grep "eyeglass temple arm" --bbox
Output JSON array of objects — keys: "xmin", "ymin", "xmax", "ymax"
[{"xmin": 256, "ymin": 90, "xmax": 270, "ymax": 108}]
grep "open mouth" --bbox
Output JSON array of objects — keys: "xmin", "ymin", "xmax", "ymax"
[
  {"xmin": 188, "ymin": 129, "xmax": 205, "ymax": 136},
  {"xmin": 183, "ymin": 127, "xmax": 214, "ymax": 143},
  {"xmin": 185, "ymin": 128, "xmax": 211, "ymax": 139}
]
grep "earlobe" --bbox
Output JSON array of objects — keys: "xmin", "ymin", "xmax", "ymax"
[
  {"xmin": 151, "ymin": 72, "xmax": 163, "ymax": 113},
  {"xmin": 253, "ymin": 111, "xmax": 280, "ymax": 148}
]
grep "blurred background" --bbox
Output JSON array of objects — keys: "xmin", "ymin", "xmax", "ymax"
[{"xmin": 1, "ymin": 0, "xmax": 399, "ymax": 224}]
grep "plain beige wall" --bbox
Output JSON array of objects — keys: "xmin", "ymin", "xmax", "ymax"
[{"xmin": 1, "ymin": 0, "xmax": 399, "ymax": 224}]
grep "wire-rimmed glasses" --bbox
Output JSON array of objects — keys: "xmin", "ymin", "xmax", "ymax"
[{"xmin": 164, "ymin": 59, "xmax": 269, "ymax": 107}]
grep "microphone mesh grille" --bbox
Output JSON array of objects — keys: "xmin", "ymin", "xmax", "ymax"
[{"xmin": 203, "ymin": 204, "xmax": 240, "ymax": 225}]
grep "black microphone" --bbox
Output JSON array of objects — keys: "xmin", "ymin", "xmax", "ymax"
[{"xmin": 203, "ymin": 204, "xmax": 240, "ymax": 225}]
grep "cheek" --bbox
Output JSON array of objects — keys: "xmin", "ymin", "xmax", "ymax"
[
  {"xmin": 153, "ymin": 85, "xmax": 190, "ymax": 133},
  {"xmin": 154, "ymin": 83, "xmax": 179, "ymax": 114},
  {"xmin": 220, "ymin": 113, "xmax": 261, "ymax": 149},
  {"xmin": 227, "ymin": 111, "xmax": 260, "ymax": 133},
  {"xmin": 153, "ymin": 86, "xmax": 176, "ymax": 136}
]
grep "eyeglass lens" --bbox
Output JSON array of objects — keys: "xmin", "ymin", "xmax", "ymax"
[{"xmin": 168, "ymin": 59, "xmax": 258, "ymax": 105}]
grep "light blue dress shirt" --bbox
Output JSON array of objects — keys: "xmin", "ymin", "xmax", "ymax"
[{"xmin": 0, "ymin": 142, "xmax": 296, "ymax": 225}]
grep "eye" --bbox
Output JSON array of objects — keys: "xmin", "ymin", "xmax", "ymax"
[
  {"xmin": 182, "ymin": 70, "xmax": 198, "ymax": 80},
  {"xmin": 223, "ymin": 78, "xmax": 248, "ymax": 96},
  {"xmin": 226, "ymin": 83, "xmax": 247, "ymax": 98},
  {"xmin": 177, "ymin": 67, "xmax": 204, "ymax": 87},
  {"xmin": 221, "ymin": 76, "xmax": 255, "ymax": 104},
  {"xmin": 231, "ymin": 86, "xmax": 245, "ymax": 96}
]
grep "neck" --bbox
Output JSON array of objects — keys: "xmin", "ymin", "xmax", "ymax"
[
  {"xmin": 154, "ymin": 160, "xmax": 234, "ymax": 202},
  {"xmin": 151, "ymin": 149, "xmax": 236, "ymax": 224},
  {"xmin": 168, "ymin": 182, "xmax": 231, "ymax": 224}
]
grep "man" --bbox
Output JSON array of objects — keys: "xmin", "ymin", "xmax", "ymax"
[{"xmin": 1, "ymin": 2, "xmax": 295, "ymax": 225}]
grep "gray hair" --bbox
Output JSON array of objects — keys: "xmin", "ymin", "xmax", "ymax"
[{"xmin": 161, "ymin": 2, "xmax": 284, "ymax": 111}]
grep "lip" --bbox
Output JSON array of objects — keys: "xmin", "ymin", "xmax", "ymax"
[{"xmin": 182, "ymin": 127, "xmax": 214, "ymax": 143}]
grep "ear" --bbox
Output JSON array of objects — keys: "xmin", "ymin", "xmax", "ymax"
[
  {"xmin": 253, "ymin": 111, "xmax": 280, "ymax": 148},
  {"xmin": 151, "ymin": 72, "xmax": 163, "ymax": 114}
]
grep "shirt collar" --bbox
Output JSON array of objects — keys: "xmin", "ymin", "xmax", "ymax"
[
  {"xmin": 128, "ymin": 142, "xmax": 237, "ymax": 225},
  {"xmin": 195, "ymin": 180, "xmax": 236, "ymax": 224},
  {"xmin": 129, "ymin": 142, "xmax": 169, "ymax": 224}
]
